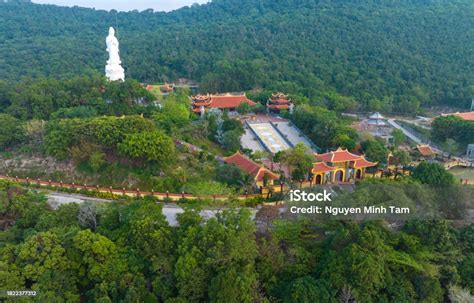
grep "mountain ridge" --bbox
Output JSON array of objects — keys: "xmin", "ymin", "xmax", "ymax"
[{"xmin": 1, "ymin": 0, "xmax": 473, "ymax": 111}]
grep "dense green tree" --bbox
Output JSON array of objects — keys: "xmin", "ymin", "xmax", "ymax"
[
  {"xmin": 280, "ymin": 143, "xmax": 313, "ymax": 181},
  {"xmin": 153, "ymin": 92, "xmax": 191, "ymax": 133},
  {"xmin": 44, "ymin": 115, "xmax": 156, "ymax": 159},
  {"xmin": 282, "ymin": 277, "xmax": 337, "ymax": 303},
  {"xmin": 460, "ymin": 224, "xmax": 474, "ymax": 253},
  {"xmin": 174, "ymin": 209, "xmax": 258, "ymax": 302},
  {"xmin": 459, "ymin": 253, "xmax": 474, "ymax": 293},
  {"xmin": 0, "ymin": 113, "xmax": 25, "ymax": 150},
  {"xmin": 391, "ymin": 129, "xmax": 406, "ymax": 147},
  {"xmin": 222, "ymin": 129, "xmax": 242, "ymax": 152},
  {"xmin": 236, "ymin": 102, "xmax": 251, "ymax": 115},
  {"xmin": 221, "ymin": 119, "xmax": 244, "ymax": 134},
  {"xmin": 361, "ymin": 138, "xmax": 389, "ymax": 166},
  {"xmin": 124, "ymin": 201, "xmax": 176, "ymax": 300},
  {"xmin": 0, "ymin": 183, "xmax": 472, "ymax": 302},
  {"xmin": 1, "ymin": 0, "xmax": 472, "ymax": 111},
  {"xmin": 50, "ymin": 106, "xmax": 98, "ymax": 119},
  {"xmin": 216, "ymin": 163, "xmax": 249, "ymax": 187},
  {"xmin": 432, "ymin": 116, "xmax": 474, "ymax": 148},
  {"xmin": 118, "ymin": 130, "xmax": 175, "ymax": 163},
  {"xmin": 291, "ymin": 105, "xmax": 357, "ymax": 150},
  {"xmin": 412, "ymin": 162, "xmax": 455, "ymax": 186},
  {"xmin": 17, "ymin": 231, "xmax": 79, "ymax": 301},
  {"xmin": 391, "ymin": 150, "xmax": 411, "ymax": 166},
  {"xmin": 331, "ymin": 134, "xmax": 356, "ymax": 151},
  {"xmin": 0, "ymin": 75, "xmax": 155, "ymax": 120}
]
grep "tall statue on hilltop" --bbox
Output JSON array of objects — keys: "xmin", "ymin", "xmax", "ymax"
[{"xmin": 105, "ymin": 27, "xmax": 125, "ymax": 81}]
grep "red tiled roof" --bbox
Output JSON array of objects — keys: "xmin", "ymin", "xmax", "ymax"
[
  {"xmin": 416, "ymin": 145, "xmax": 435, "ymax": 157},
  {"xmin": 441, "ymin": 111, "xmax": 474, "ymax": 121},
  {"xmin": 268, "ymin": 104, "xmax": 290, "ymax": 109},
  {"xmin": 312, "ymin": 162, "xmax": 335, "ymax": 173},
  {"xmin": 191, "ymin": 94, "xmax": 257, "ymax": 110},
  {"xmin": 193, "ymin": 101, "xmax": 212, "ymax": 106},
  {"xmin": 315, "ymin": 148, "xmax": 362, "ymax": 163},
  {"xmin": 209, "ymin": 95, "xmax": 257, "ymax": 109},
  {"xmin": 224, "ymin": 152, "xmax": 278, "ymax": 181},
  {"xmin": 270, "ymin": 99, "xmax": 290, "ymax": 104},
  {"xmin": 255, "ymin": 168, "xmax": 279, "ymax": 182},
  {"xmin": 354, "ymin": 158, "xmax": 377, "ymax": 168}
]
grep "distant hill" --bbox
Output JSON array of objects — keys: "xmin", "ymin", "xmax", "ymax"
[{"xmin": 1, "ymin": 0, "xmax": 473, "ymax": 111}]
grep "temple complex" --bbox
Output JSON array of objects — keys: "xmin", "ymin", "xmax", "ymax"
[
  {"xmin": 266, "ymin": 92, "xmax": 293, "ymax": 113},
  {"xmin": 311, "ymin": 148, "xmax": 377, "ymax": 184},
  {"xmin": 191, "ymin": 93, "xmax": 256, "ymax": 114},
  {"xmin": 224, "ymin": 152, "xmax": 279, "ymax": 188}
]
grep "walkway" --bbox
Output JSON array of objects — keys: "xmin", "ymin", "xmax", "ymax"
[{"xmin": 387, "ymin": 119, "xmax": 423, "ymax": 144}]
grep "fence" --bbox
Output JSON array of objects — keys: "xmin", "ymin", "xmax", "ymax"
[{"xmin": 0, "ymin": 174, "xmax": 350, "ymax": 202}]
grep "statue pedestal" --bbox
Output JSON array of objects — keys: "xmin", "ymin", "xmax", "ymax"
[{"xmin": 105, "ymin": 63, "xmax": 125, "ymax": 82}]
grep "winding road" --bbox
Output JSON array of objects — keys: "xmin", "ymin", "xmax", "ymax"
[{"xmin": 46, "ymin": 191, "xmax": 256, "ymax": 226}]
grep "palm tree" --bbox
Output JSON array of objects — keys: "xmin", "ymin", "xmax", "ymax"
[{"xmin": 239, "ymin": 173, "xmax": 255, "ymax": 194}]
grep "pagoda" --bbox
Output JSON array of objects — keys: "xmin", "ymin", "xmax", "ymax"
[
  {"xmin": 191, "ymin": 93, "xmax": 256, "ymax": 114},
  {"xmin": 367, "ymin": 112, "xmax": 387, "ymax": 126},
  {"xmin": 267, "ymin": 93, "xmax": 293, "ymax": 113},
  {"xmin": 311, "ymin": 148, "xmax": 377, "ymax": 184}
]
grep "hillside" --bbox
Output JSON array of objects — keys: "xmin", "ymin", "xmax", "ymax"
[{"xmin": 1, "ymin": 0, "xmax": 473, "ymax": 111}]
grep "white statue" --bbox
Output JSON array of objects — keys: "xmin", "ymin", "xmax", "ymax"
[{"xmin": 105, "ymin": 27, "xmax": 125, "ymax": 81}]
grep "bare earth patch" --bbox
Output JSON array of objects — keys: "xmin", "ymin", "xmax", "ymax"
[{"xmin": 0, "ymin": 153, "xmax": 78, "ymax": 180}]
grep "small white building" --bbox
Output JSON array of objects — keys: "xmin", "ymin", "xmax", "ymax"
[
  {"xmin": 367, "ymin": 112, "xmax": 387, "ymax": 126},
  {"xmin": 359, "ymin": 112, "xmax": 393, "ymax": 143}
]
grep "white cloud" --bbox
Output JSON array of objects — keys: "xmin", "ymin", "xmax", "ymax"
[{"xmin": 32, "ymin": 0, "xmax": 210, "ymax": 12}]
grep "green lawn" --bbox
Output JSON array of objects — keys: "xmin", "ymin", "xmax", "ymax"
[{"xmin": 449, "ymin": 167, "xmax": 474, "ymax": 180}]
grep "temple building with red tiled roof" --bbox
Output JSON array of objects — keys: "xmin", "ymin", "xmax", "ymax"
[
  {"xmin": 441, "ymin": 111, "xmax": 474, "ymax": 121},
  {"xmin": 416, "ymin": 144, "xmax": 436, "ymax": 158},
  {"xmin": 311, "ymin": 148, "xmax": 377, "ymax": 184},
  {"xmin": 191, "ymin": 93, "xmax": 257, "ymax": 114},
  {"xmin": 266, "ymin": 92, "xmax": 293, "ymax": 113},
  {"xmin": 224, "ymin": 152, "xmax": 279, "ymax": 187}
]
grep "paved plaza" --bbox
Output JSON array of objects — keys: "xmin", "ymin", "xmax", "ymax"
[
  {"xmin": 272, "ymin": 121, "xmax": 314, "ymax": 150},
  {"xmin": 240, "ymin": 114, "xmax": 316, "ymax": 154},
  {"xmin": 248, "ymin": 122, "xmax": 291, "ymax": 153}
]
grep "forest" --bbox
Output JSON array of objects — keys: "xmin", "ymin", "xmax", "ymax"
[
  {"xmin": 0, "ymin": 179, "xmax": 473, "ymax": 302},
  {"xmin": 1, "ymin": 0, "xmax": 473, "ymax": 112},
  {"xmin": 1, "ymin": 1, "xmax": 474, "ymax": 301}
]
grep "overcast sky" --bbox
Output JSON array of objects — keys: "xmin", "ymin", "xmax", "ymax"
[{"xmin": 32, "ymin": 1, "xmax": 210, "ymax": 12}]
